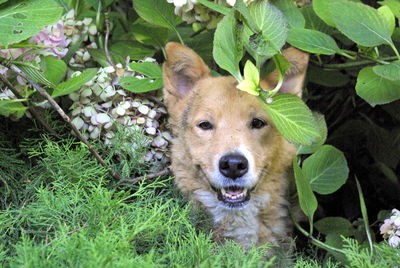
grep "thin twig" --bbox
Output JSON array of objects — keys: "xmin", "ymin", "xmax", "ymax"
[
  {"xmin": 67, "ymin": 223, "xmax": 89, "ymax": 235},
  {"xmin": 8, "ymin": 64, "xmax": 122, "ymax": 181},
  {"xmin": 123, "ymin": 167, "xmax": 171, "ymax": 184},
  {"xmin": 0, "ymin": 73, "xmax": 58, "ymax": 136},
  {"xmin": 104, "ymin": 18, "xmax": 116, "ymax": 70}
]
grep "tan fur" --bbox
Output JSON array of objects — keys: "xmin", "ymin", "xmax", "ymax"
[{"xmin": 163, "ymin": 42, "xmax": 309, "ymax": 248}]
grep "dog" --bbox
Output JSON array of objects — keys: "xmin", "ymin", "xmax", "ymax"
[{"xmin": 162, "ymin": 42, "xmax": 309, "ymax": 249}]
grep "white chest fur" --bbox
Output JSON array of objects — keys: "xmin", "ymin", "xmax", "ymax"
[{"xmin": 194, "ymin": 190, "xmax": 270, "ymax": 248}]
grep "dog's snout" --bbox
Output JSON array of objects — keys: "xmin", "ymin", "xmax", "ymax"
[{"xmin": 219, "ymin": 154, "xmax": 248, "ymax": 179}]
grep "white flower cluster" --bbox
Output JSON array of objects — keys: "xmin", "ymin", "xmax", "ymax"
[
  {"xmin": 166, "ymin": 0, "xmax": 256, "ymax": 28},
  {"xmin": 380, "ymin": 209, "xmax": 400, "ymax": 248},
  {"xmin": 0, "ymin": 10, "xmax": 171, "ymax": 169},
  {"xmin": 68, "ymin": 60, "xmax": 171, "ymax": 166}
]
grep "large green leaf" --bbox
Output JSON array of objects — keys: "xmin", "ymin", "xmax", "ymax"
[
  {"xmin": 197, "ymin": 0, "xmax": 229, "ymax": 15},
  {"xmin": 110, "ymin": 42, "xmax": 155, "ymax": 61},
  {"xmin": 373, "ymin": 61, "xmax": 400, "ymax": 81},
  {"xmin": 293, "ymin": 157, "xmax": 318, "ymax": 224},
  {"xmin": 315, "ymin": 217, "xmax": 355, "ymax": 236},
  {"xmin": 120, "ymin": 62, "xmax": 163, "ymax": 93},
  {"xmin": 42, "ymin": 56, "xmax": 67, "ymax": 85},
  {"xmin": 302, "ymin": 6, "xmax": 333, "ymax": 35},
  {"xmin": 262, "ymin": 94, "xmax": 321, "ymax": 145},
  {"xmin": 329, "ymin": 0, "xmax": 393, "ymax": 47},
  {"xmin": 378, "ymin": 5, "xmax": 396, "ymax": 34},
  {"xmin": 308, "ymin": 66, "xmax": 350, "ymax": 87},
  {"xmin": 272, "ymin": 0, "xmax": 305, "ymax": 29},
  {"xmin": 287, "ymin": 28, "xmax": 340, "ymax": 55},
  {"xmin": 0, "ymin": 99, "xmax": 27, "ymax": 118},
  {"xmin": 297, "ymin": 112, "xmax": 327, "ymax": 155},
  {"xmin": 303, "ymin": 145, "xmax": 349, "ymax": 195},
  {"xmin": 356, "ymin": 67, "xmax": 400, "ymax": 106},
  {"xmin": 132, "ymin": 0, "xmax": 178, "ymax": 30},
  {"xmin": 213, "ymin": 11, "xmax": 243, "ymax": 80},
  {"xmin": 245, "ymin": 1, "xmax": 288, "ymax": 56},
  {"xmin": 313, "ymin": 0, "xmax": 336, "ymax": 27},
  {"xmin": 129, "ymin": 62, "xmax": 162, "ymax": 78},
  {"xmin": 379, "ymin": 0, "xmax": 400, "ymax": 18},
  {"xmin": 0, "ymin": 0, "xmax": 63, "ymax": 45},
  {"xmin": 16, "ymin": 63, "xmax": 55, "ymax": 88},
  {"xmin": 52, "ymin": 69, "xmax": 98, "ymax": 98},
  {"xmin": 119, "ymin": 77, "xmax": 163, "ymax": 93},
  {"xmin": 130, "ymin": 19, "xmax": 169, "ymax": 48},
  {"xmin": 0, "ymin": 0, "xmax": 9, "ymax": 5}
]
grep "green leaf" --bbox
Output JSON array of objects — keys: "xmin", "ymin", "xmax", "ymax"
[
  {"xmin": 243, "ymin": 60, "xmax": 259, "ymax": 86},
  {"xmin": 315, "ymin": 217, "xmax": 355, "ymax": 236},
  {"xmin": 130, "ymin": 19, "xmax": 169, "ymax": 48},
  {"xmin": 16, "ymin": 63, "xmax": 55, "ymax": 88},
  {"xmin": 129, "ymin": 62, "xmax": 162, "ymax": 78},
  {"xmin": 197, "ymin": 0, "xmax": 229, "ymax": 15},
  {"xmin": 303, "ymin": 145, "xmax": 349, "ymax": 195},
  {"xmin": 0, "ymin": 0, "xmax": 63, "ymax": 45},
  {"xmin": 213, "ymin": 11, "xmax": 243, "ymax": 80},
  {"xmin": 132, "ymin": 0, "xmax": 178, "ymax": 30},
  {"xmin": 53, "ymin": 69, "xmax": 98, "ymax": 98},
  {"xmin": 328, "ymin": 0, "xmax": 393, "ymax": 47},
  {"xmin": 356, "ymin": 67, "xmax": 400, "ymax": 106},
  {"xmin": 248, "ymin": 1, "xmax": 288, "ymax": 54},
  {"xmin": 272, "ymin": 0, "xmax": 305, "ymax": 29},
  {"xmin": 308, "ymin": 66, "xmax": 350, "ymax": 87},
  {"xmin": 297, "ymin": 112, "xmax": 327, "ymax": 155},
  {"xmin": 88, "ymin": 49, "xmax": 124, "ymax": 68},
  {"xmin": 41, "ymin": 56, "xmax": 67, "ymax": 85},
  {"xmin": 373, "ymin": 61, "xmax": 400, "ymax": 81},
  {"xmin": 110, "ymin": 42, "xmax": 155, "ymax": 61},
  {"xmin": 378, "ymin": 5, "xmax": 396, "ymax": 34},
  {"xmin": 0, "ymin": 0, "xmax": 9, "ymax": 5},
  {"xmin": 355, "ymin": 177, "xmax": 374, "ymax": 254},
  {"xmin": 293, "ymin": 157, "xmax": 318, "ymax": 224},
  {"xmin": 0, "ymin": 99, "xmax": 27, "ymax": 118},
  {"xmin": 287, "ymin": 28, "xmax": 340, "ymax": 55},
  {"xmin": 119, "ymin": 77, "xmax": 163, "ymax": 93},
  {"xmin": 302, "ymin": 6, "xmax": 333, "ymax": 35},
  {"xmin": 379, "ymin": 0, "xmax": 400, "ymax": 18},
  {"xmin": 313, "ymin": 0, "xmax": 336, "ymax": 27},
  {"xmin": 262, "ymin": 94, "xmax": 321, "ymax": 145},
  {"xmin": 121, "ymin": 62, "xmax": 163, "ymax": 93}
]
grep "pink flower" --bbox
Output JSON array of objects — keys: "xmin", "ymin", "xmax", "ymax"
[{"xmin": 30, "ymin": 22, "xmax": 70, "ymax": 59}]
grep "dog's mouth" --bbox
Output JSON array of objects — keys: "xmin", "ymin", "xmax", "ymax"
[{"xmin": 212, "ymin": 185, "xmax": 251, "ymax": 208}]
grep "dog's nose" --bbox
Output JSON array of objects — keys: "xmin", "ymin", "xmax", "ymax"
[{"xmin": 219, "ymin": 154, "xmax": 248, "ymax": 179}]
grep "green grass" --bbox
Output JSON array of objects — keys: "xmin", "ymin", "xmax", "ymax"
[{"xmin": 0, "ymin": 130, "xmax": 399, "ymax": 267}]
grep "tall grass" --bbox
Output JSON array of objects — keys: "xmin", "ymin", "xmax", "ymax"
[{"xmin": 0, "ymin": 128, "xmax": 398, "ymax": 267}]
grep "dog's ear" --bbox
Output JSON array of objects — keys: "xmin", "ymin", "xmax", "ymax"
[
  {"xmin": 260, "ymin": 48, "xmax": 309, "ymax": 97},
  {"xmin": 163, "ymin": 42, "xmax": 210, "ymax": 104}
]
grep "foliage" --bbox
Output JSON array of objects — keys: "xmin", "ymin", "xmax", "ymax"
[{"xmin": 0, "ymin": 0, "xmax": 400, "ymax": 266}]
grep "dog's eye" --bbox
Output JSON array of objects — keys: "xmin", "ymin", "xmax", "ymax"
[
  {"xmin": 250, "ymin": 118, "xmax": 267, "ymax": 129},
  {"xmin": 197, "ymin": 121, "xmax": 214, "ymax": 130}
]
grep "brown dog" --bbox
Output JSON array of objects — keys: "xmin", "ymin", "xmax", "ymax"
[{"xmin": 163, "ymin": 42, "xmax": 309, "ymax": 248}]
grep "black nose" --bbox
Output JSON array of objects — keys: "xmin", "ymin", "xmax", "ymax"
[{"xmin": 219, "ymin": 154, "xmax": 249, "ymax": 179}]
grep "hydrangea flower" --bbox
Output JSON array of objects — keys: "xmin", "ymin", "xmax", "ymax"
[
  {"xmin": 30, "ymin": 22, "xmax": 70, "ymax": 59},
  {"xmin": 380, "ymin": 209, "xmax": 400, "ymax": 248}
]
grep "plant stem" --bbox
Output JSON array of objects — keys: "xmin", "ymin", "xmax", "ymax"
[
  {"xmin": 7, "ymin": 64, "xmax": 123, "ymax": 181},
  {"xmin": 175, "ymin": 29, "xmax": 185, "ymax": 45},
  {"xmin": 104, "ymin": 18, "xmax": 116, "ymax": 70},
  {"xmin": 311, "ymin": 56, "xmax": 398, "ymax": 69},
  {"xmin": 289, "ymin": 209, "xmax": 346, "ymax": 255},
  {"xmin": 123, "ymin": 167, "xmax": 170, "ymax": 184}
]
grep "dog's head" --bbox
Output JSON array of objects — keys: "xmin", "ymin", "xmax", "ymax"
[{"xmin": 163, "ymin": 42, "xmax": 308, "ymax": 209}]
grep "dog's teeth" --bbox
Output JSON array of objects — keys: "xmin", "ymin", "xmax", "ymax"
[{"xmin": 221, "ymin": 188, "xmax": 226, "ymax": 195}]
